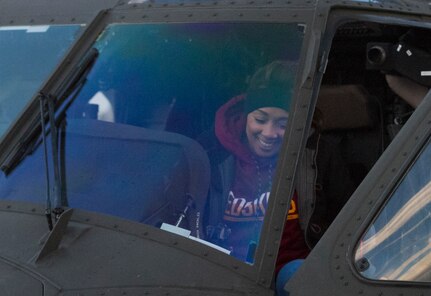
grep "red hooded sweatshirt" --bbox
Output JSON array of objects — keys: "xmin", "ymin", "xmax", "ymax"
[{"xmin": 215, "ymin": 95, "xmax": 309, "ymax": 267}]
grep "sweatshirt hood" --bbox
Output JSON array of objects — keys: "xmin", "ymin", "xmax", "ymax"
[
  {"xmin": 215, "ymin": 95, "xmax": 252, "ymax": 162},
  {"xmin": 215, "ymin": 95, "xmax": 279, "ymax": 165}
]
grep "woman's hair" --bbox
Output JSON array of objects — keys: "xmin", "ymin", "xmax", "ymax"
[{"xmin": 245, "ymin": 60, "xmax": 298, "ymax": 114}]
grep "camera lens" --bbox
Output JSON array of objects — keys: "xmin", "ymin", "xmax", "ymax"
[{"xmin": 367, "ymin": 46, "xmax": 386, "ymax": 65}]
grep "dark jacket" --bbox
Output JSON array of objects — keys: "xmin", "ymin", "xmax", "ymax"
[
  {"xmin": 205, "ymin": 95, "xmax": 281, "ymax": 261},
  {"xmin": 201, "ymin": 95, "xmax": 354, "ymax": 265}
]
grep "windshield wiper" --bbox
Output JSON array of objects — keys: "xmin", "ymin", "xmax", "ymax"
[{"xmin": 38, "ymin": 48, "xmax": 99, "ymax": 230}]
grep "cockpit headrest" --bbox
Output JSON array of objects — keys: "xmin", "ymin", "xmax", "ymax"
[{"xmin": 316, "ymin": 84, "xmax": 375, "ymax": 131}]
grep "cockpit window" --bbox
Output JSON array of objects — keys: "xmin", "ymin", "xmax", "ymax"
[
  {"xmin": 355, "ymin": 137, "xmax": 431, "ymax": 282},
  {"xmin": 0, "ymin": 23, "xmax": 304, "ymax": 264},
  {"xmin": 0, "ymin": 25, "xmax": 83, "ymax": 138}
]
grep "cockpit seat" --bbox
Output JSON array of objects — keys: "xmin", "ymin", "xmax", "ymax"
[
  {"xmin": 316, "ymin": 84, "xmax": 376, "ymax": 131},
  {"xmin": 316, "ymin": 84, "xmax": 381, "ymax": 188},
  {"xmin": 63, "ymin": 119, "xmax": 210, "ymax": 237}
]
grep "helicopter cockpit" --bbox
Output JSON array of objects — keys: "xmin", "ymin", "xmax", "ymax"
[
  {"xmin": 0, "ymin": 21, "xmax": 306, "ymax": 264},
  {"xmin": 0, "ymin": 2, "xmax": 430, "ymax": 290}
]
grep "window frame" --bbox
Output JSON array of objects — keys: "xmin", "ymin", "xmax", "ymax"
[
  {"xmin": 285, "ymin": 8, "xmax": 431, "ymax": 296},
  {"xmin": 354, "ymin": 133, "xmax": 431, "ymax": 282},
  {"xmin": 0, "ymin": 5, "xmax": 319, "ymax": 286}
]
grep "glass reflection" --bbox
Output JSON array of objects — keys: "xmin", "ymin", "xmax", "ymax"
[
  {"xmin": 0, "ymin": 23, "xmax": 304, "ymax": 264},
  {"xmin": 355, "ymin": 139, "xmax": 431, "ymax": 281},
  {"xmin": 0, "ymin": 25, "xmax": 83, "ymax": 138}
]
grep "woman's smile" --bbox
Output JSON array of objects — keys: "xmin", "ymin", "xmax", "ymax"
[{"xmin": 246, "ymin": 107, "xmax": 288, "ymax": 158}]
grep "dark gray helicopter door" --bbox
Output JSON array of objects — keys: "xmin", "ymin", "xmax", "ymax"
[
  {"xmin": 286, "ymin": 90, "xmax": 431, "ymax": 296},
  {"xmin": 285, "ymin": 10, "xmax": 431, "ymax": 295}
]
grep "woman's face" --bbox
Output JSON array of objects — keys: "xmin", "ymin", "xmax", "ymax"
[{"xmin": 246, "ymin": 107, "xmax": 289, "ymax": 158}]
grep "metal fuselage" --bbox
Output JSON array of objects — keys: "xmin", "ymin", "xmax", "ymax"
[{"xmin": 0, "ymin": 0, "xmax": 430, "ymax": 295}]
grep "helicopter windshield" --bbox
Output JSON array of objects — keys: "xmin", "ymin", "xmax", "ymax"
[
  {"xmin": 0, "ymin": 25, "xmax": 83, "ymax": 139},
  {"xmin": 0, "ymin": 22, "xmax": 304, "ymax": 264}
]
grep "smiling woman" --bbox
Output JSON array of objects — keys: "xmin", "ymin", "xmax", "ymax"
[
  {"xmin": 246, "ymin": 107, "xmax": 289, "ymax": 158},
  {"xmin": 205, "ymin": 61, "xmax": 304, "ymax": 264},
  {"xmin": 243, "ymin": 61, "xmax": 293, "ymax": 158}
]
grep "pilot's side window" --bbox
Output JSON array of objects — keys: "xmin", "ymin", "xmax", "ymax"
[{"xmin": 354, "ymin": 138, "xmax": 431, "ymax": 282}]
